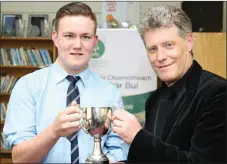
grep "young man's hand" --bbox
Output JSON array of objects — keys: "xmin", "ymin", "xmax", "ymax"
[{"xmin": 51, "ymin": 101, "xmax": 84, "ymax": 138}]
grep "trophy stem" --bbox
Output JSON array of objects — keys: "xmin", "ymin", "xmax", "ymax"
[
  {"xmin": 93, "ymin": 135, "xmax": 104, "ymax": 155},
  {"xmin": 86, "ymin": 134, "xmax": 109, "ymax": 164}
]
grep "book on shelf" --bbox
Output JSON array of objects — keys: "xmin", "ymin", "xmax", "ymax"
[
  {"xmin": 0, "ymin": 103, "xmax": 7, "ymax": 122},
  {"xmin": 0, "ymin": 75, "xmax": 19, "ymax": 94},
  {"xmin": 0, "ymin": 132, "xmax": 7, "ymax": 151},
  {"xmin": 0, "ymin": 47, "xmax": 52, "ymax": 67}
]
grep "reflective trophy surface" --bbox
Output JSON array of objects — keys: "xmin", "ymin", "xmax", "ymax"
[{"xmin": 80, "ymin": 107, "xmax": 112, "ymax": 164}]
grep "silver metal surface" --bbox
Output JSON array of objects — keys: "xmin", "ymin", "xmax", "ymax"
[{"xmin": 80, "ymin": 107, "xmax": 112, "ymax": 164}]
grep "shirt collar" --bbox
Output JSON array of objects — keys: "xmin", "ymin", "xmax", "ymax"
[
  {"xmin": 53, "ymin": 59, "xmax": 92, "ymax": 88},
  {"xmin": 161, "ymin": 60, "xmax": 202, "ymax": 91}
]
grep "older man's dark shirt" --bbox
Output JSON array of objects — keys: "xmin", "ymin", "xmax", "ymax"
[{"xmin": 128, "ymin": 60, "xmax": 226, "ymax": 163}]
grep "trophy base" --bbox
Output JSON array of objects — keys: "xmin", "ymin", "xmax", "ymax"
[{"xmin": 85, "ymin": 154, "xmax": 109, "ymax": 164}]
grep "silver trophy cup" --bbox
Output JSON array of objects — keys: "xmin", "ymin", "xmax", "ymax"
[{"xmin": 80, "ymin": 107, "xmax": 112, "ymax": 164}]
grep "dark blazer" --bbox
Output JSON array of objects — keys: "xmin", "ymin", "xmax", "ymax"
[{"xmin": 127, "ymin": 60, "xmax": 226, "ymax": 163}]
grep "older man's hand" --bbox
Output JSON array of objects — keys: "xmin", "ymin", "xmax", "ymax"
[{"xmin": 112, "ymin": 110, "xmax": 142, "ymax": 144}]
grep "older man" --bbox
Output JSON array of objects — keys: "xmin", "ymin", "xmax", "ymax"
[{"xmin": 112, "ymin": 5, "xmax": 226, "ymax": 163}]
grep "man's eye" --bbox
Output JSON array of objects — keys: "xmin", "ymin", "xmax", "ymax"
[
  {"xmin": 82, "ymin": 36, "xmax": 91, "ymax": 40},
  {"xmin": 166, "ymin": 43, "xmax": 173, "ymax": 49},
  {"xmin": 148, "ymin": 47, "xmax": 157, "ymax": 53},
  {"xmin": 65, "ymin": 35, "xmax": 73, "ymax": 38}
]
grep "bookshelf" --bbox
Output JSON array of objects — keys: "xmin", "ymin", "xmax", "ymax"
[
  {"xmin": 1, "ymin": 121, "xmax": 4, "ymax": 131},
  {"xmin": 0, "ymin": 37, "xmax": 57, "ymax": 163},
  {"xmin": 0, "ymin": 37, "xmax": 57, "ymax": 76}
]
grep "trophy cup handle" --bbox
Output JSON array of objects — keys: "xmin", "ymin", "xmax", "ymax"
[
  {"xmin": 79, "ymin": 107, "xmax": 89, "ymax": 134},
  {"xmin": 111, "ymin": 105, "xmax": 123, "ymax": 113}
]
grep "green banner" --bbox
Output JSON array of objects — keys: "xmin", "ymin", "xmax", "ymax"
[{"xmin": 122, "ymin": 91, "xmax": 153, "ymax": 124}]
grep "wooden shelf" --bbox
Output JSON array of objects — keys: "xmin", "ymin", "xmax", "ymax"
[
  {"xmin": 0, "ymin": 65, "xmax": 46, "ymax": 77},
  {"xmin": 0, "ymin": 94, "xmax": 10, "ymax": 102},
  {"xmin": 0, "ymin": 93, "xmax": 10, "ymax": 96},
  {"xmin": 1, "ymin": 37, "xmax": 52, "ymax": 41},
  {"xmin": 0, "ymin": 150, "xmax": 11, "ymax": 154},
  {"xmin": 1, "ymin": 37, "xmax": 57, "ymax": 66},
  {"xmin": 0, "ymin": 149, "xmax": 12, "ymax": 160},
  {"xmin": 0, "ymin": 65, "xmax": 46, "ymax": 69},
  {"xmin": 0, "ymin": 158, "xmax": 13, "ymax": 163},
  {"xmin": 1, "ymin": 38, "xmax": 57, "ymax": 66},
  {"xmin": 0, "ymin": 37, "xmax": 55, "ymax": 162},
  {"xmin": 1, "ymin": 121, "xmax": 4, "ymax": 133}
]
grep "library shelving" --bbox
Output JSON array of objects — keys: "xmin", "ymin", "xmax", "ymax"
[{"xmin": 0, "ymin": 37, "xmax": 57, "ymax": 163}]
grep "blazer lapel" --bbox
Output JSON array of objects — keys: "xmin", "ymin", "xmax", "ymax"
[
  {"xmin": 161, "ymin": 60, "xmax": 202, "ymax": 140},
  {"xmin": 161, "ymin": 89, "xmax": 194, "ymax": 140},
  {"xmin": 153, "ymin": 97, "xmax": 173, "ymax": 137}
]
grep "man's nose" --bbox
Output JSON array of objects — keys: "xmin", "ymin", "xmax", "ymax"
[
  {"xmin": 72, "ymin": 38, "xmax": 82, "ymax": 49},
  {"xmin": 156, "ymin": 48, "xmax": 167, "ymax": 62}
]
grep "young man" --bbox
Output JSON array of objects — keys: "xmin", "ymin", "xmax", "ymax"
[
  {"xmin": 112, "ymin": 5, "xmax": 226, "ymax": 163},
  {"xmin": 4, "ymin": 2, "xmax": 128, "ymax": 163}
]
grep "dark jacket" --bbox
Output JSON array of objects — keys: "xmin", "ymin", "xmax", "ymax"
[{"xmin": 127, "ymin": 60, "xmax": 226, "ymax": 163}]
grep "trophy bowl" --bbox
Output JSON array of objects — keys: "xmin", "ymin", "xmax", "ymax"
[{"xmin": 80, "ymin": 107, "xmax": 112, "ymax": 164}]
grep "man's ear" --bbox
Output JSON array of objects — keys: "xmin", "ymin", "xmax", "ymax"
[
  {"xmin": 52, "ymin": 31, "xmax": 58, "ymax": 48},
  {"xmin": 187, "ymin": 32, "xmax": 193, "ymax": 53},
  {"xmin": 94, "ymin": 35, "xmax": 98, "ymax": 47}
]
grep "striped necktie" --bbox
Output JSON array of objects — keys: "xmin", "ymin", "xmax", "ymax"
[{"xmin": 66, "ymin": 75, "xmax": 80, "ymax": 164}]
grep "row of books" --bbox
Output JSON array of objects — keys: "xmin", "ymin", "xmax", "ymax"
[
  {"xmin": 0, "ymin": 103, "xmax": 7, "ymax": 122},
  {"xmin": 1, "ymin": 132, "xmax": 7, "ymax": 150},
  {"xmin": 1, "ymin": 75, "xmax": 19, "ymax": 94},
  {"xmin": 1, "ymin": 102, "xmax": 7, "ymax": 150},
  {"xmin": 0, "ymin": 47, "xmax": 53, "ymax": 66}
]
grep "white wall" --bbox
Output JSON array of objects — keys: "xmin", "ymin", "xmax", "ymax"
[
  {"xmin": 1, "ymin": 1, "xmax": 226, "ymax": 32},
  {"xmin": 1, "ymin": 1, "xmax": 181, "ymax": 28}
]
